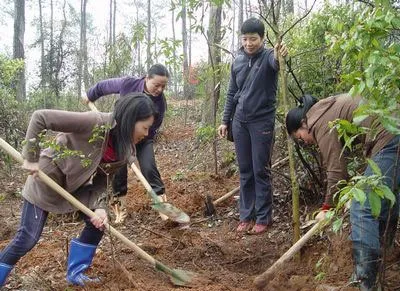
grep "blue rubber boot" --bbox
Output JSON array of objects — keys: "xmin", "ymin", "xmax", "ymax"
[
  {"xmin": 0, "ymin": 262, "xmax": 13, "ymax": 287},
  {"xmin": 66, "ymin": 238, "xmax": 99, "ymax": 286}
]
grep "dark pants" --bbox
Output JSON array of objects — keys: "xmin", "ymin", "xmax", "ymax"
[
  {"xmin": 112, "ymin": 138, "xmax": 165, "ymax": 196},
  {"xmin": 0, "ymin": 199, "xmax": 103, "ymax": 266},
  {"xmin": 232, "ymin": 117, "xmax": 274, "ymax": 225}
]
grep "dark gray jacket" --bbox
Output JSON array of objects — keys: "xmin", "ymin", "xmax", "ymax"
[{"xmin": 222, "ymin": 46, "xmax": 279, "ymax": 124}]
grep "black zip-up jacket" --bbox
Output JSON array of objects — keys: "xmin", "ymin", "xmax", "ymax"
[{"xmin": 222, "ymin": 46, "xmax": 279, "ymax": 124}]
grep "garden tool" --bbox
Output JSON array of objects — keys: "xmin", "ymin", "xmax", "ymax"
[
  {"xmin": 87, "ymin": 101, "xmax": 190, "ymax": 224},
  {"xmin": 158, "ymin": 194, "xmax": 169, "ymax": 221},
  {"xmin": 0, "ymin": 137, "xmax": 197, "ymax": 286},
  {"xmin": 254, "ymin": 219, "xmax": 328, "ymax": 289},
  {"xmin": 204, "ymin": 187, "xmax": 239, "ymax": 217},
  {"xmin": 204, "ymin": 157, "xmax": 289, "ymax": 217}
]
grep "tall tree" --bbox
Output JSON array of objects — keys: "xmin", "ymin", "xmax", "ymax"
[
  {"xmin": 238, "ymin": 0, "xmax": 243, "ymax": 49},
  {"xmin": 181, "ymin": 0, "xmax": 189, "ymax": 99},
  {"xmin": 113, "ymin": 0, "xmax": 116, "ymax": 45},
  {"xmin": 13, "ymin": 0, "xmax": 26, "ymax": 101},
  {"xmin": 133, "ymin": 0, "xmax": 144, "ymax": 75},
  {"xmin": 38, "ymin": 0, "xmax": 46, "ymax": 88},
  {"xmin": 78, "ymin": 0, "xmax": 88, "ymax": 97},
  {"xmin": 49, "ymin": 0, "xmax": 54, "ymax": 89},
  {"xmin": 146, "ymin": 0, "xmax": 151, "ymax": 71},
  {"xmin": 205, "ymin": 1, "xmax": 222, "ymax": 175},
  {"xmin": 171, "ymin": 0, "xmax": 178, "ymax": 97}
]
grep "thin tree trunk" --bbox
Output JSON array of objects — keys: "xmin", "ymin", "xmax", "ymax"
[
  {"xmin": 171, "ymin": 5, "xmax": 178, "ymax": 98},
  {"xmin": 49, "ymin": 0, "xmax": 54, "ymax": 98},
  {"xmin": 181, "ymin": 0, "xmax": 189, "ymax": 105},
  {"xmin": 231, "ymin": 2, "xmax": 236, "ymax": 55},
  {"xmin": 54, "ymin": 0, "xmax": 67, "ymax": 102},
  {"xmin": 82, "ymin": 0, "xmax": 89, "ymax": 90},
  {"xmin": 38, "ymin": 0, "xmax": 46, "ymax": 88},
  {"xmin": 238, "ymin": 0, "xmax": 243, "ymax": 50},
  {"xmin": 109, "ymin": 0, "xmax": 112, "ymax": 45},
  {"xmin": 146, "ymin": 0, "xmax": 151, "ymax": 71},
  {"xmin": 78, "ymin": 0, "xmax": 87, "ymax": 98},
  {"xmin": 134, "ymin": 0, "xmax": 142, "ymax": 74},
  {"xmin": 13, "ymin": 0, "xmax": 26, "ymax": 101},
  {"xmin": 113, "ymin": 0, "xmax": 116, "ymax": 45}
]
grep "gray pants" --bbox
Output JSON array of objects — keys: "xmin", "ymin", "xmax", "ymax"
[
  {"xmin": 232, "ymin": 117, "xmax": 274, "ymax": 225},
  {"xmin": 112, "ymin": 139, "xmax": 165, "ymax": 196}
]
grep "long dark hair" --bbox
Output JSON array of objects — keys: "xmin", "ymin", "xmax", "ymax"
[
  {"xmin": 111, "ymin": 93, "xmax": 158, "ymax": 160},
  {"xmin": 286, "ymin": 95, "xmax": 318, "ymax": 135}
]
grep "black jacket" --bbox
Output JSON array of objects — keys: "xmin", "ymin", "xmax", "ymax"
[{"xmin": 222, "ymin": 46, "xmax": 279, "ymax": 124}]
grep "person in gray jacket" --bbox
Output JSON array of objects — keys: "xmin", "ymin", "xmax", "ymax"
[
  {"xmin": 218, "ymin": 18, "xmax": 287, "ymax": 234},
  {"xmin": 0, "ymin": 93, "xmax": 157, "ymax": 287}
]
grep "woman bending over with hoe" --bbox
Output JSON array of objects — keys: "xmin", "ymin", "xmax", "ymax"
[
  {"xmin": 286, "ymin": 94, "xmax": 399, "ymax": 291},
  {"xmin": 0, "ymin": 93, "xmax": 157, "ymax": 287}
]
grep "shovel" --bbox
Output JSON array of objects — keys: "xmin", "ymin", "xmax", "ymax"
[
  {"xmin": 204, "ymin": 157, "xmax": 289, "ymax": 216},
  {"xmin": 0, "ymin": 137, "xmax": 196, "ymax": 286},
  {"xmin": 87, "ymin": 102, "xmax": 190, "ymax": 224}
]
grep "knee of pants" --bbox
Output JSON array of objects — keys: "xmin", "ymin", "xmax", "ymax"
[
  {"xmin": 350, "ymin": 201, "xmax": 381, "ymax": 251},
  {"xmin": 12, "ymin": 232, "xmax": 40, "ymax": 256}
]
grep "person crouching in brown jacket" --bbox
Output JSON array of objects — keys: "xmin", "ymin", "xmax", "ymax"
[
  {"xmin": 286, "ymin": 94, "xmax": 399, "ymax": 291},
  {"xmin": 0, "ymin": 93, "xmax": 157, "ymax": 287}
]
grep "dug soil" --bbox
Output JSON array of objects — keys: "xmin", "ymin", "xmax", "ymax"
[{"xmin": 1, "ymin": 101, "xmax": 399, "ymax": 291}]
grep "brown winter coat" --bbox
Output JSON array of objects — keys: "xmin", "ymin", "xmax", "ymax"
[
  {"xmin": 22, "ymin": 110, "xmax": 130, "ymax": 214},
  {"xmin": 306, "ymin": 94, "xmax": 394, "ymax": 206}
]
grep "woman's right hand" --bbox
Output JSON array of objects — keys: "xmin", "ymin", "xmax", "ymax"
[
  {"xmin": 217, "ymin": 124, "xmax": 228, "ymax": 138},
  {"xmin": 22, "ymin": 160, "xmax": 39, "ymax": 176}
]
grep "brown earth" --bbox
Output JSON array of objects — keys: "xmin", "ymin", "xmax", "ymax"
[{"xmin": 0, "ymin": 101, "xmax": 399, "ymax": 291}]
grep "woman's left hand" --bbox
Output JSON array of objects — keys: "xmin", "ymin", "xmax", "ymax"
[
  {"xmin": 91, "ymin": 209, "xmax": 108, "ymax": 231},
  {"xmin": 274, "ymin": 42, "xmax": 288, "ymax": 59}
]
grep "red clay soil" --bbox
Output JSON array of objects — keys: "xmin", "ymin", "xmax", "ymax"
[{"xmin": 0, "ymin": 106, "xmax": 399, "ymax": 291}]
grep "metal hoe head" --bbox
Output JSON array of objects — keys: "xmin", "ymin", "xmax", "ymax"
[
  {"xmin": 170, "ymin": 269, "xmax": 199, "ymax": 286},
  {"xmin": 151, "ymin": 201, "xmax": 190, "ymax": 224},
  {"xmin": 204, "ymin": 194, "xmax": 216, "ymax": 217}
]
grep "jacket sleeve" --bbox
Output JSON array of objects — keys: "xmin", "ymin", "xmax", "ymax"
[
  {"xmin": 316, "ymin": 126, "xmax": 348, "ymax": 207},
  {"xmin": 222, "ymin": 64, "xmax": 238, "ymax": 125},
  {"xmin": 86, "ymin": 78, "xmax": 125, "ymax": 101},
  {"xmin": 267, "ymin": 48, "xmax": 279, "ymax": 72},
  {"xmin": 22, "ymin": 110, "xmax": 100, "ymax": 163}
]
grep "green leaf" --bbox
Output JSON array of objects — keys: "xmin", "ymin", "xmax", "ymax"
[
  {"xmin": 381, "ymin": 185, "xmax": 396, "ymax": 207},
  {"xmin": 332, "ymin": 217, "xmax": 343, "ymax": 233},
  {"xmin": 351, "ymin": 187, "xmax": 366, "ymax": 205},
  {"xmin": 367, "ymin": 159, "xmax": 382, "ymax": 176},
  {"xmin": 368, "ymin": 192, "xmax": 381, "ymax": 218}
]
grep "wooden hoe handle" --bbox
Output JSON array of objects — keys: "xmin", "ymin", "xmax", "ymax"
[{"xmin": 254, "ymin": 220, "xmax": 324, "ymax": 289}]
